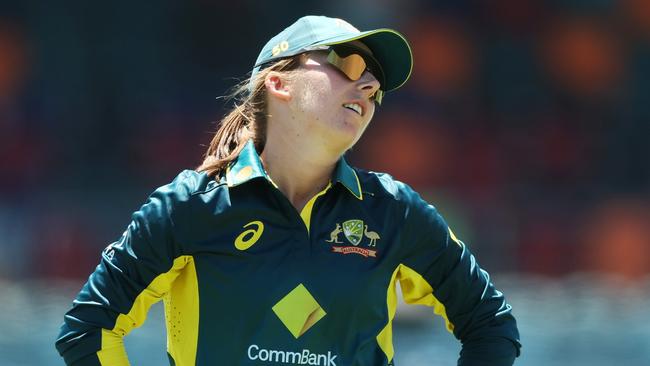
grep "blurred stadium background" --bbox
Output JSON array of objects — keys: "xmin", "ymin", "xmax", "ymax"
[{"xmin": 0, "ymin": 0, "xmax": 649, "ymax": 365}]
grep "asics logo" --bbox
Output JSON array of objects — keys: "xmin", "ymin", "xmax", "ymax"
[{"xmin": 235, "ymin": 221, "xmax": 264, "ymax": 250}]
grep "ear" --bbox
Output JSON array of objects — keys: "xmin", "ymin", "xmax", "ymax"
[{"xmin": 265, "ymin": 72, "xmax": 292, "ymax": 101}]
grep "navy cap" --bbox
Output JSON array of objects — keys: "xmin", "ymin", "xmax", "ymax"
[{"xmin": 251, "ymin": 15, "xmax": 413, "ymax": 92}]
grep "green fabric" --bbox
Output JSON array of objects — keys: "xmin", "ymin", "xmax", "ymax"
[{"xmin": 56, "ymin": 147, "xmax": 520, "ymax": 366}]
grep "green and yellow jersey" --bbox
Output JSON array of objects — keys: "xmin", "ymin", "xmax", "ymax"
[{"xmin": 55, "ymin": 140, "xmax": 521, "ymax": 366}]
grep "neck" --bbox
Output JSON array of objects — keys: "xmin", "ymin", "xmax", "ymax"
[{"xmin": 260, "ymin": 133, "xmax": 339, "ymax": 212}]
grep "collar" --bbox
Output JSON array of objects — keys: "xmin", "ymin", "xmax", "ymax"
[
  {"xmin": 333, "ymin": 156, "xmax": 363, "ymax": 200},
  {"xmin": 225, "ymin": 140, "xmax": 268, "ymax": 186},
  {"xmin": 226, "ymin": 140, "xmax": 363, "ymax": 200}
]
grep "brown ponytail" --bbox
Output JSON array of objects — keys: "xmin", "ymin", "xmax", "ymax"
[{"xmin": 197, "ymin": 57, "xmax": 301, "ymax": 178}]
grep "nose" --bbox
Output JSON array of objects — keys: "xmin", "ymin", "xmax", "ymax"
[{"xmin": 357, "ymin": 71, "xmax": 381, "ymax": 98}]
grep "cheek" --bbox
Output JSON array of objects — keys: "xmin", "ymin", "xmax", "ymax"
[
  {"xmin": 358, "ymin": 105, "xmax": 376, "ymax": 133},
  {"xmin": 308, "ymin": 67, "xmax": 348, "ymax": 104},
  {"xmin": 365, "ymin": 104, "xmax": 376, "ymax": 123},
  {"xmin": 295, "ymin": 76, "xmax": 331, "ymax": 112}
]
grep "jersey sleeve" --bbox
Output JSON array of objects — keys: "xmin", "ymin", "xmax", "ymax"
[
  {"xmin": 54, "ymin": 171, "xmax": 196, "ymax": 366},
  {"xmin": 396, "ymin": 183, "xmax": 521, "ymax": 365}
]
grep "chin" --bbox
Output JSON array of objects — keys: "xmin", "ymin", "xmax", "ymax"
[
  {"xmin": 344, "ymin": 120, "xmax": 368, "ymax": 146},
  {"xmin": 314, "ymin": 116, "xmax": 366, "ymax": 153},
  {"xmin": 321, "ymin": 130, "xmax": 357, "ymax": 154}
]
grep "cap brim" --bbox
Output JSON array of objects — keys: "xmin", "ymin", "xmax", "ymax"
[{"xmin": 321, "ymin": 29, "xmax": 413, "ymax": 92}]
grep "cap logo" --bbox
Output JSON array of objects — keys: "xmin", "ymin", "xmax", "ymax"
[
  {"xmin": 335, "ymin": 19, "xmax": 359, "ymax": 33},
  {"xmin": 271, "ymin": 41, "xmax": 290, "ymax": 56}
]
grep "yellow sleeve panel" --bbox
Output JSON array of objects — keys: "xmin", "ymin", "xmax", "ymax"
[
  {"xmin": 165, "ymin": 256, "xmax": 200, "ymax": 365},
  {"xmin": 97, "ymin": 255, "xmax": 195, "ymax": 366},
  {"xmin": 98, "ymin": 329, "xmax": 130, "ymax": 365},
  {"xmin": 375, "ymin": 266, "xmax": 400, "ymax": 363},
  {"xmin": 398, "ymin": 264, "xmax": 455, "ymax": 333},
  {"xmin": 375, "ymin": 264, "xmax": 455, "ymax": 363}
]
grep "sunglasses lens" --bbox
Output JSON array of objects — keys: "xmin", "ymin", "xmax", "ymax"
[
  {"xmin": 326, "ymin": 47, "xmax": 386, "ymax": 105},
  {"xmin": 327, "ymin": 51, "xmax": 367, "ymax": 81}
]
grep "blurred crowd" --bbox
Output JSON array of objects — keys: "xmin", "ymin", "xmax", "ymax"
[{"xmin": 0, "ymin": 0, "xmax": 648, "ymax": 281}]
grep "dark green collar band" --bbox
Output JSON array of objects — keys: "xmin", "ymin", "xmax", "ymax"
[{"xmin": 226, "ymin": 140, "xmax": 363, "ymax": 200}]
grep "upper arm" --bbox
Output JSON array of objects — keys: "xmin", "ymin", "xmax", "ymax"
[{"xmin": 55, "ymin": 171, "xmax": 196, "ymax": 365}]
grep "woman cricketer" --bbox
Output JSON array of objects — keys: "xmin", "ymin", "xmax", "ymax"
[{"xmin": 56, "ymin": 15, "xmax": 521, "ymax": 366}]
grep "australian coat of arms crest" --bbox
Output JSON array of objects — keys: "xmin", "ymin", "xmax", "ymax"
[{"xmin": 326, "ymin": 219, "xmax": 380, "ymax": 257}]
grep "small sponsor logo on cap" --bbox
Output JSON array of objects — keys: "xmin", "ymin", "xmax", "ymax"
[{"xmin": 272, "ymin": 41, "xmax": 290, "ymax": 56}]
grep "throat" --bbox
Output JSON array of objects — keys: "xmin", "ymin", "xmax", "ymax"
[
  {"xmin": 289, "ymin": 196, "xmax": 311, "ymax": 214},
  {"xmin": 291, "ymin": 183, "xmax": 332, "ymax": 233},
  {"xmin": 281, "ymin": 183, "xmax": 331, "ymax": 214}
]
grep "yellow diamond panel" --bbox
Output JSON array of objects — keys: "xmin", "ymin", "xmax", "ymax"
[{"xmin": 272, "ymin": 283, "xmax": 326, "ymax": 338}]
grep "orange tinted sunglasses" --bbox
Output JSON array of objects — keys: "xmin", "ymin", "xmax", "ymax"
[{"xmin": 325, "ymin": 45, "xmax": 385, "ymax": 105}]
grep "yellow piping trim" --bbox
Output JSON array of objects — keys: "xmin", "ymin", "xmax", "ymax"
[
  {"xmin": 340, "ymin": 170, "xmax": 363, "ymax": 200},
  {"xmin": 448, "ymin": 227, "xmax": 463, "ymax": 247},
  {"xmin": 353, "ymin": 170, "xmax": 363, "ymax": 200},
  {"xmin": 299, "ymin": 182, "xmax": 332, "ymax": 234},
  {"xmin": 266, "ymin": 174, "xmax": 279, "ymax": 189},
  {"xmin": 97, "ymin": 255, "xmax": 194, "ymax": 365},
  {"xmin": 335, "ymin": 167, "xmax": 363, "ymax": 200}
]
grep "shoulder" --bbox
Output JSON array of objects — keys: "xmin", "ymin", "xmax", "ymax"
[
  {"xmin": 136, "ymin": 170, "xmax": 223, "ymax": 227},
  {"xmin": 163, "ymin": 169, "xmax": 222, "ymax": 196},
  {"xmin": 354, "ymin": 168, "xmax": 450, "ymax": 252},
  {"xmin": 354, "ymin": 168, "xmax": 430, "ymax": 207},
  {"xmin": 146, "ymin": 170, "xmax": 223, "ymax": 209}
]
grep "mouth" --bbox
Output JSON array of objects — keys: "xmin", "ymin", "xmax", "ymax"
[{"xmin": 342, "ymin": 102, "xmax": 364, "ymax": 116}]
